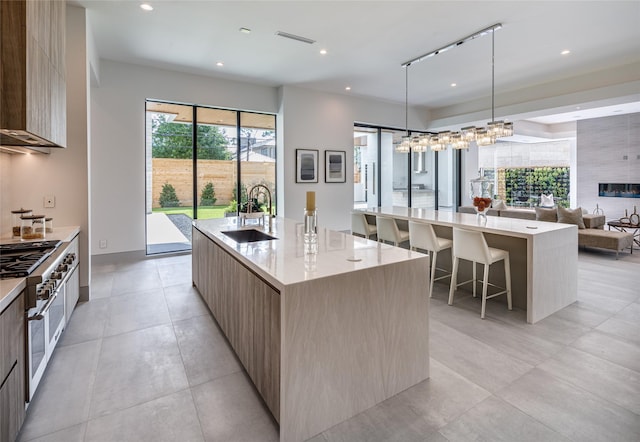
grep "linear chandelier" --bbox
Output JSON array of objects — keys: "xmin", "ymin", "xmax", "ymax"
[{"xmin": 396, "ymin": 23, "xmax": 513, "ymax": 153}]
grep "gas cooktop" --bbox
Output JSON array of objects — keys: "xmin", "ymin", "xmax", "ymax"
[{"xmin": 0, "ymin": 240, "xmax": 62, "ymax": 279}]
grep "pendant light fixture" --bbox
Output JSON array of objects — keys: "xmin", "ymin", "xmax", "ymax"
[{"xmin": 397, "ymin": 23, "xmax": 512, "ymax": 152}]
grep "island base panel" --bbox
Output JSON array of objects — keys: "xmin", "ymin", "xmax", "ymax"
[{"xmin": 280, "ymin": 258, "xmax": 430, "ymax": 442}]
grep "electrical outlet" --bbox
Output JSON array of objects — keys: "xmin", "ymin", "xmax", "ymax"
[
  {"xmin": 99, "ymin": 239, "xmax": 107, "ymax": 249},
  {"xmin": 44, "ymin": 195, "xmax": 55, "ymax": 208}
]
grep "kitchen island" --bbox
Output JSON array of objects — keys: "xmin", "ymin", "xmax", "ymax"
[
  {"xmin": 192, "ymin": 217, "xmax": 430, "ymax": 442},
  {"xmin": 357, "ymin": 207, "xmax": 578, "ymax": 324}
]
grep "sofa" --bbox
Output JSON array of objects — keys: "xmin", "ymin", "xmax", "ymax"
[{"xmin": 458, "ymin": 206, "xmax": 633, "ymax": 258}]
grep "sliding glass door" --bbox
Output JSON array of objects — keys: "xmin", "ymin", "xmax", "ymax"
[
  {"xmin": 353, "ymin": 127, "xmax": 378, "ymax": 209},
  {"xmin": 145, "ymin": 101, "xmax": 277, "ymax": 255},
  {"xmin": 381, "ymin": 129, "xmax": 409, "ymax": 207},
  {"xmin": 195, "ymin": 107, "xmax": 237, "ymax": 220},
  {"xmin": 354, "ymin": 124, "xmax": 443, "ymax": 210},
  {"xmin": 239, "ymin": 112, "xmax": 276, "ymax": 215},
  {"xmin": 146, "ymin": 102, "xmax": 194, "ymax": 254}
]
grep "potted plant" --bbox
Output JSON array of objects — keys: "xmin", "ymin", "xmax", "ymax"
[{"xmin": 238, "ymin": 197, "xmax": 266, "ymax": 225}]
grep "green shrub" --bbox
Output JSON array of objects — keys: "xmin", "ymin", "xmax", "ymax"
[
  {"xmin": 232, "ymin": 183, "xmax": 248, "ymax": 204},
  {"xmin": 224, "ymin": 199, "xmax": 238, "ymax": 214},
  {"xmin": 200, "ymin": 182, "xmax": 217, "ymax": 206},
  {"xmin": 159, "ymin": 183, "xmax": 180, "ymax": 207}
]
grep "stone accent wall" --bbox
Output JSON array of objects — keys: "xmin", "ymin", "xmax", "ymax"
[
  {"xmin": 152, "ymin": 158, "xmax": 275, "ymax": 208},
  {"xmin": 577, "ymin": 113, "xmax": 640, "ymax": 219}
]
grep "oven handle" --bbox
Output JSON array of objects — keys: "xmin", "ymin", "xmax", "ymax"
[{"xmin": 27, "ymin": 290, "xmax": 59, "ymax": 321}]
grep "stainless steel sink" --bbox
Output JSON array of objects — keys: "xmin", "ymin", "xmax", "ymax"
[{"xmin": 221, "ymin": 229, "xmax": 277, "ymax": 243}]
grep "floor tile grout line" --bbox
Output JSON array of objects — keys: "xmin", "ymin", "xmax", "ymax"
[
  {"xmin": 84, "ymin": 386, "xmax": 197, "ymax": 434},
  {"xmin": 496, "ymin": 365, "xmax": 640, "ymax": 438},
  {"xmin": 184, "ymin": 386, "xmax": 208, "ymax": 442},
  {"xmin": 534, "ymin": 360, "xmax": 640, "ymax": 418}
]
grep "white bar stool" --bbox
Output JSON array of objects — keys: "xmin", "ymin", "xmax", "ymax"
[
  {"xmin": 376, "ymin": 216, "xmax": 409, "ymax": 246},
  {"xmin": 448, "ymin": 227, "xmax": 512, "ymax": 319},
  {"xmin": 351, "ymin": 212, "xmax": 377, "ymax": 240},
  {"xmin": 408, "ymin": 221, "xmax": 453, "ymax": 298}
]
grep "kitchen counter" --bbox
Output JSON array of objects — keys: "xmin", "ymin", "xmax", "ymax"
[
  {"xmin": 0, "ymin": 226, "xmax": 80, "ymax": 312},
  {"xmin": 193, "ymin": 217, "xmax": 426, "ymax": 290},
  {"xmin": 357, "ymin": 207, "xmax": 578, "ymax": 323},
  {"xmin": 193, "ymin": 217, "xmax": 430, "ymax": 442},
  {"xmin": 0, "ymin": 278, "xmax": 26, "ymax": 313},
  {"xmin": 0, "ymin": 225, "xmax": 80, "ymax": 244}
]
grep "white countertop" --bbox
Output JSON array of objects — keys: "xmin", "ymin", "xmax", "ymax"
[
  {"xmin": 0, "ymin": 226, "xmax": 80, "ymax": 312},
  {"xmin": 193, "ymin": 217, "xmax": 427, "ymax": 290},
  {"xmin": 0, "ymin": 225, "xmax": 80, "ymax": 244},
  {"xmin": 357, "ymin": 207, "xmax": 576, "ymax": 238}
]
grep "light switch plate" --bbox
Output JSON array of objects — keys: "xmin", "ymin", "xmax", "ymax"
[{"xmin": 44, "ymin": 195, "xmax": 55, "ymax": 208}]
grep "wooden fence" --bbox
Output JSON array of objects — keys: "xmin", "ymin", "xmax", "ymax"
[{"xmin": 152, "ymin": 158, "xmax": 275, "ymax": 208}]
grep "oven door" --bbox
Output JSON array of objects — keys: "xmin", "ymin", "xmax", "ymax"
[
  {"xmin": 26, "ymin": 299, "xmax": 48, "ymax": 402},
  {"xmin": 46, "ymin": 284, "xmax": 66, "ymax": 359}
]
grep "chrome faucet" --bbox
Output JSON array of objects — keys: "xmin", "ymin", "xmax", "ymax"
[{"xmin": 247, "ymin": 184, "xmax": 273, "ymax": 232}]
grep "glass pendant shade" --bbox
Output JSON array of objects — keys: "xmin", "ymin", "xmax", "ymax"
[
  {"xmin": 451, "ymin": 133, "xmax": 470, "ymax": 150},
  {"xmin": 437, "ymin": 131, "xmax": 452, "ymax": 145},
  {"xmin": 475, "ymin": 129, "xmax": 495, "ymax": 147},
  {"xmin": 461, "ymin": 126, "xmax": 477, "ymax": 142},
  {"xmin": 395, "ymin": 136, "xmax": 411, "ymax": 153}
]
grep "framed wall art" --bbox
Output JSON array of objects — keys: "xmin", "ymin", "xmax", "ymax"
[
  {"xmin": 296, "ymin": 149, "xmax": 319, "ymax": 183},
  {"xmin": 325, "ymin": 150, "xmax": 346, "ymax": 183}
]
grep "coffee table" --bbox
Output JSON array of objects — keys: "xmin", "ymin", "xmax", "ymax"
[{"xmin": 607, "ymin": 221, "xmax": 640, "ymax": 250}]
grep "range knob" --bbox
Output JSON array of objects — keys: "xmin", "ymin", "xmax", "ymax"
[
  {"xmin": 37, "ymin": 288, "xmax": 49, "ymax": 300},
  {"xmin": 56, "ymin": 264, "xmax": 68, "ymax": 273},
  {"xmin": 38, "ymin": 283, "xmax": 53, "ymax": 299},
  {"xmin": 50, "ymin": 271, "xmax": 63, "ymax": 280}
]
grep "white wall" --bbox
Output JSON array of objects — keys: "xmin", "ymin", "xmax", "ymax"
[
  {"xmin": 279, "ymin": 86, "xmax": 355, "ymax": 230},
  {"xmin": 0, "ymin": 153, "xmax": 12, "ymax": 235},
  {"xmin": 0, "ymin": 6, "xmax": 91, "ymax": 290},
  {"xmin": 577, "ymin": 113, "xmax": 640, "ymax": 217}
]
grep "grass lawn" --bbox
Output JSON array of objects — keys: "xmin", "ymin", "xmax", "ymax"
[{"xmin": 153, "ymin": 206, "xmax": 228, "ymax": 219}]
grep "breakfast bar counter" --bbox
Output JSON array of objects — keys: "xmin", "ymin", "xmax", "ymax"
[
  {"xmin": 357, "ymin": 207, "xmax": 578, "ymax": 324},
  {"xmin": 192, "ymin": 217, "xmax": 430, "ymax": 442}
]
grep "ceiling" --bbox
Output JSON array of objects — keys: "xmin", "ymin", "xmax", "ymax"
[{"xmin": 73, "ymin": 1, "xmax": 640, "ymax": 128}]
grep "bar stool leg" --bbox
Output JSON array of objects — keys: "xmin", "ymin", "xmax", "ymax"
[
  {"xmin": 472, "ymin": 262, "xmax": 477, "ymax": 298},
  {"xmin": 481, "ymin": 263, "xmax": 490, "ymax": 319},
  {"xmin": 448, "ymin": 257, "xmax": 459, "ymax": 305},
  {"xmin": 429, "ymin": 251, "xmax": 438, "ymax": 298},
  {"xmin": 504, "ymin": 256, "xmax": 513, "ymax": 310}
]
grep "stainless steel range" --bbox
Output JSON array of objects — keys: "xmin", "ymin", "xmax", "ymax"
[
  {"xmin": 0, "ymin": 238, "xmax": 79, "ymax": 401},
  {"xmin": 0, "ymin": 240, "xmax": 61, "ymax": 279}
]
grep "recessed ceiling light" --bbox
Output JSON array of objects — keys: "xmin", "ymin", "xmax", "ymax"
[
  {"xmin": 216, "ymin": 62, "xmax": 224, "ymax": 67},
  {"xmin": 451, "ymin": 83, "xmax": 457, "ymax": 87},
  {"xmin": 575, "ymin": 106, "xmax": 581, "ymax": 110},
  {"xmin": 320, "ymin": 49, "xmax": 327, "ymax": 55},
  {"xmin": 140, "ymin": 3, "xmax": 153, "ymax": 11},
  {"xmin": 561, "ymin": 50, "xmax": 571, "ymax": 55},
  {"xmin": 613, "ymin": 110, "xmax": 622, "ymax": 113},
  {"xmin": 239, "ymin": 27, "xmax": 251, "ymax": 34},
  {"xmin": 345, "ymin": 86, "xmax": 351, "ymax": 91}
]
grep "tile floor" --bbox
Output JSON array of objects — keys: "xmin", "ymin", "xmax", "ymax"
[{"xmin": 17, "ymin": 248, "xmax": 640, "ymax": 442}]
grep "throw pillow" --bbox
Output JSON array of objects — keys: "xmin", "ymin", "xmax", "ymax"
[
  {"xmin": 492, "ymin": 200, "xmax": 507, "ymax": 210},
  {"xmin": 535, "ymin": 207, "xmax": 557, "ymax": 222},
  {"xmin": 557, "ymin": 206, "xmax": 585, "ymax": 229},
  {"xmin": 540, "ymin": 193, "xmax": 555, "ymax": 208}
]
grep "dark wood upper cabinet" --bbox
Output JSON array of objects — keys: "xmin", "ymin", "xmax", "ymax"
[{"xmin": 1, "ymin": 0, "xmax": 66, "ymax": 150}]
